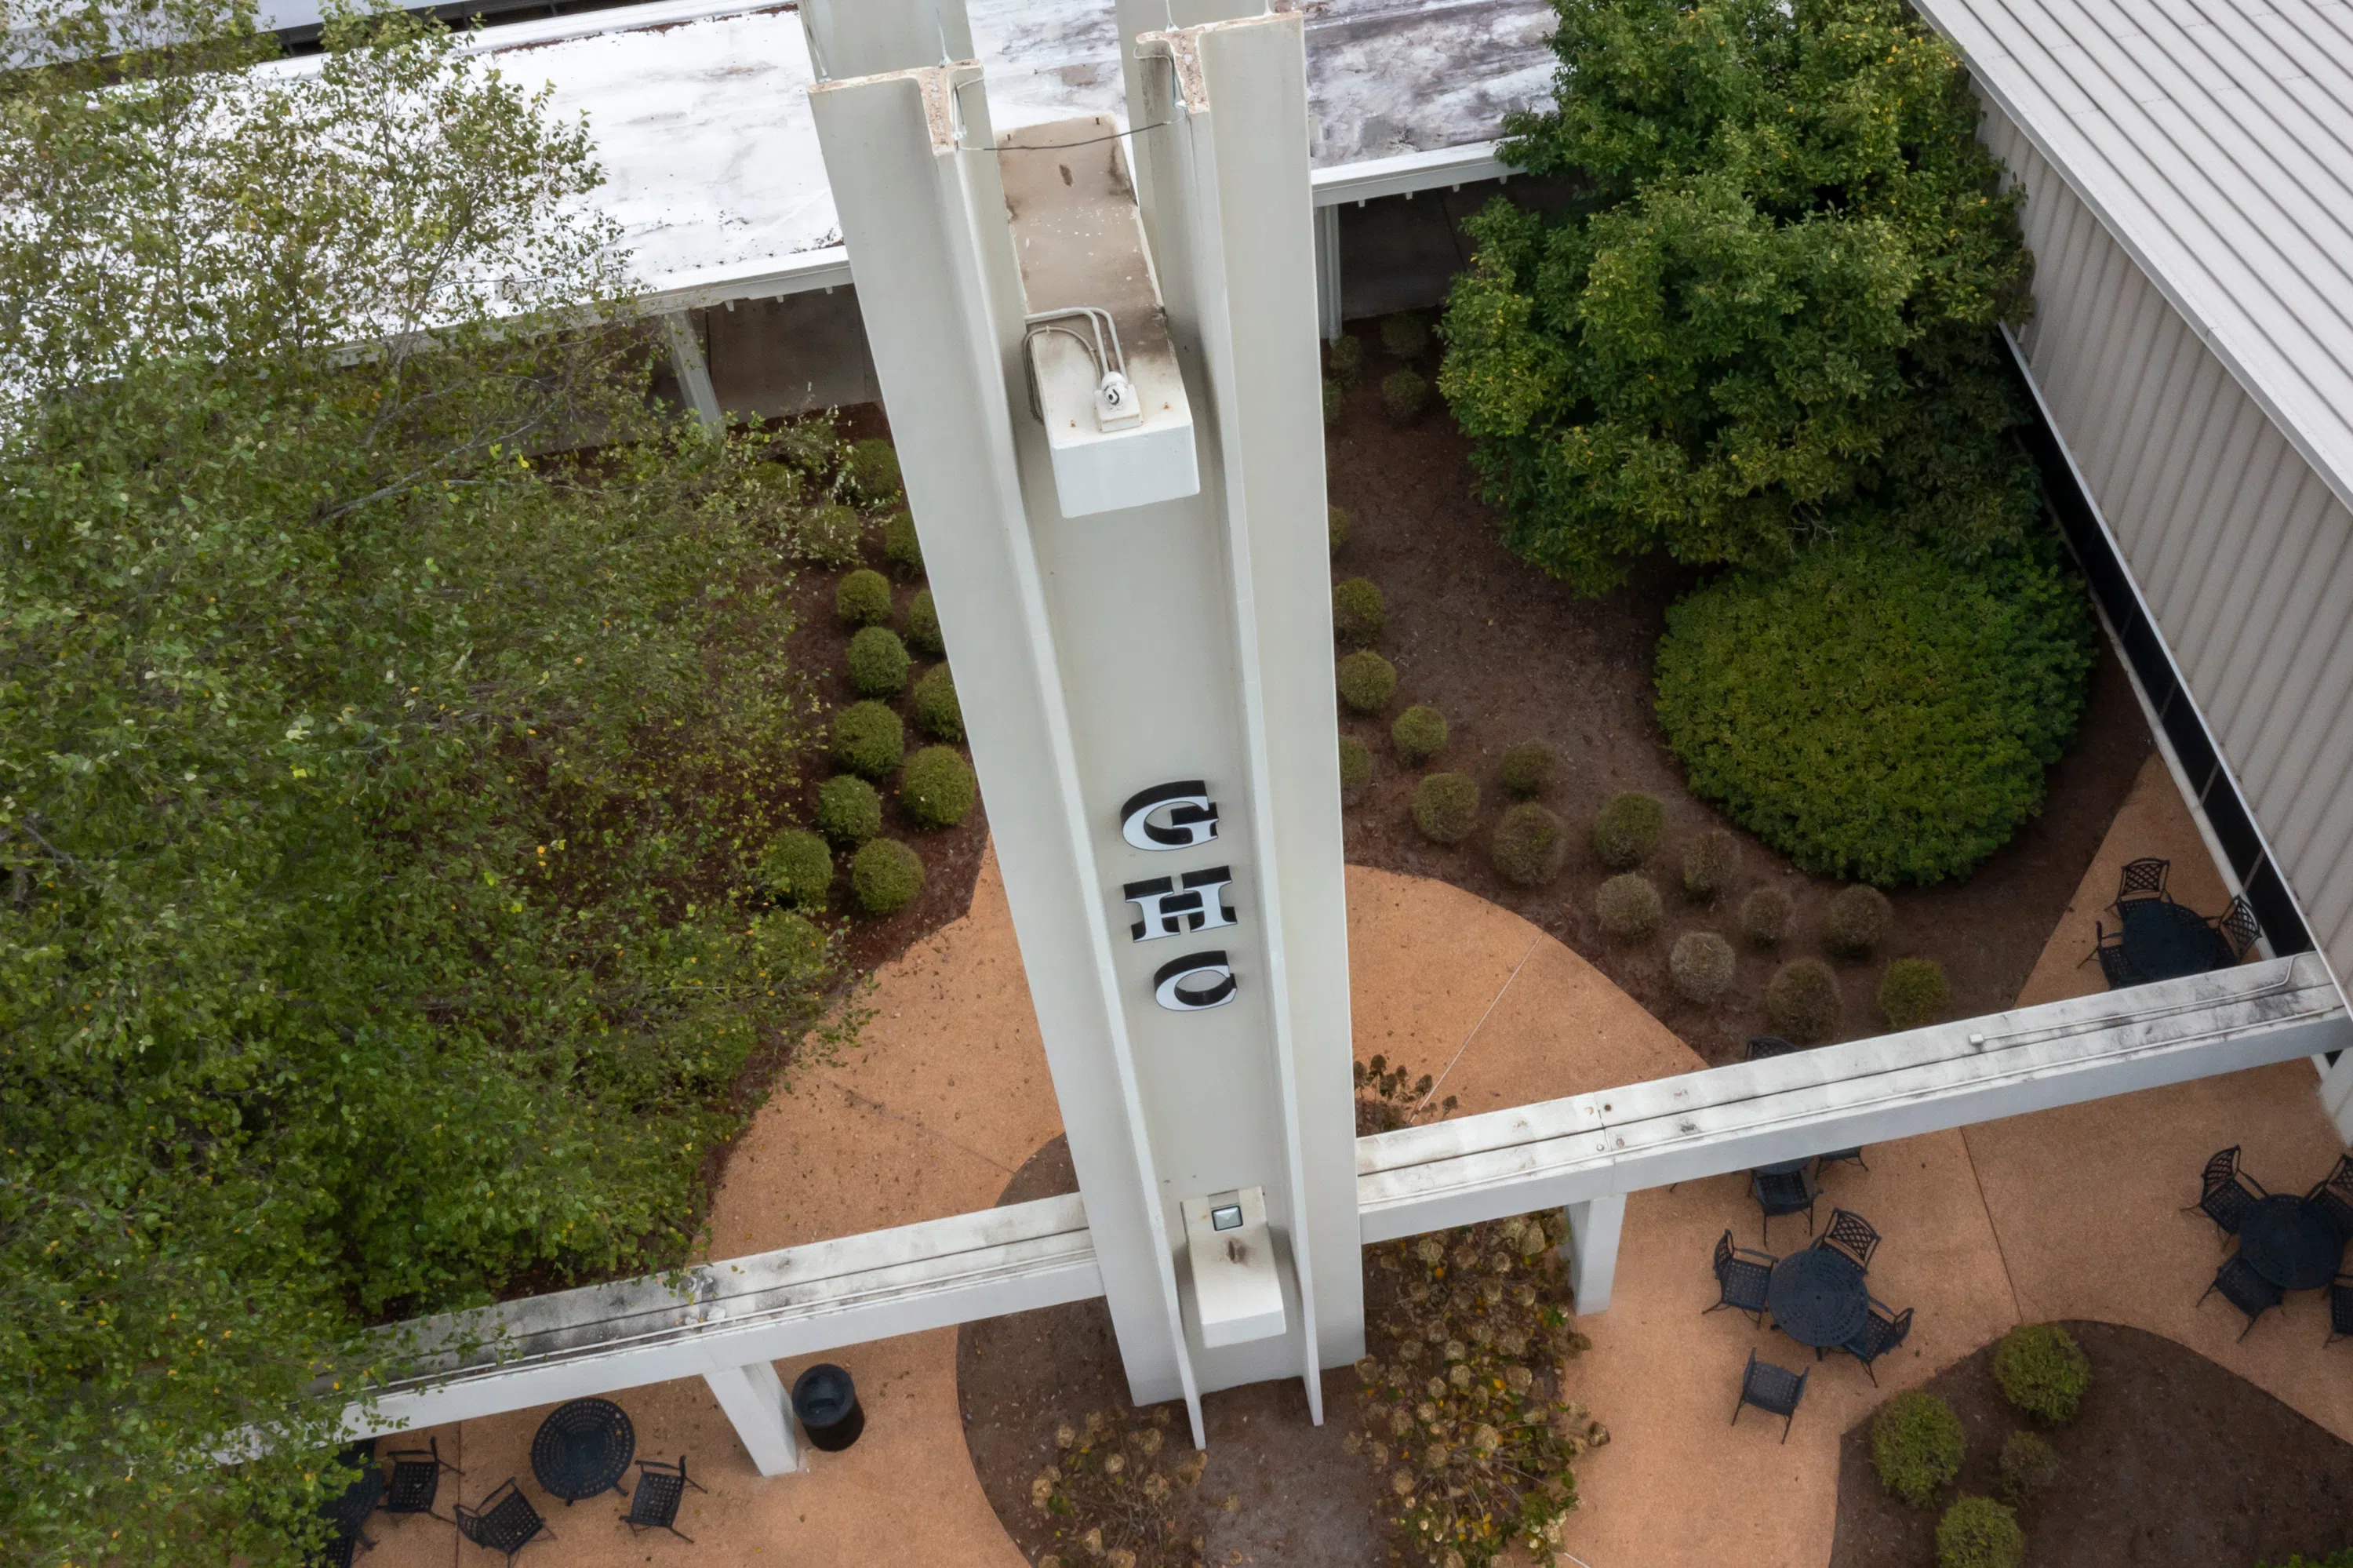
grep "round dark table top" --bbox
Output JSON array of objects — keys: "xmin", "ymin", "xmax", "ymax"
[
  {"xmin": 2238, "ymin": 1194, "xmax": 2344, "ymax": 1291},
  {"xmin": 2119, "ymin": 899, "xmax": 2234, "ymax": 982},
  {"xmin": 1768, "ymin": 1249, "xmax": 1870, "ymax": 1349},
  {"xmin": 320, "ymin": 1462, "xmax": 384, "ymax": 1537},
  {"xmin": 530, "ymin": 1397, "xmax": 635, "ymax": 1503},
  {"xmin": 1755, "ymin": 1156, "xmax": 1813, "ymax": 1177}
]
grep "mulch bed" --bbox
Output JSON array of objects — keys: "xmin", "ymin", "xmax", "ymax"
[
  {"xmin": 1325, "ymin": 344, "xmax": 2155, "ymax": 1064},
  {"xmin": 1830, "ymin": 1319, "xmax": 2353, "ymax": 1567}
]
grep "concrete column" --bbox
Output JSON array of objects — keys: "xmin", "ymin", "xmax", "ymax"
[
  {"xmin": 702, "ymin": 1361, "xmax": 802, "ymax": 1475},
  {"xmin": 2319, "ymin": 1050, "xmax": 2353, "ymax": 1141},
  {"xmin": 1562, "ymin": 1195, "xmax": 1626, "ymax": 1315},
  {"xmin": 659, "ymin": 311, "xmax": 724, "ymax": 431},
  {"xmin": 1315, "ymin": 204, "xmax": 1342, "ymax": 341}
]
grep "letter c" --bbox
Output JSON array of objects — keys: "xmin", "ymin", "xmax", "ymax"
[{"xmin": 1152, "ymin": 950, "xmax": 1238, "ymax": 1011}]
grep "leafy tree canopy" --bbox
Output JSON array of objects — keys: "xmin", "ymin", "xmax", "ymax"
[
  {"xmin": 1438, "ymin": 0, "xmax": 2039, "ymax": 593},
  {"xmin": 0, "ymin": 3, "xmax": 853, "ymax": 1559}
]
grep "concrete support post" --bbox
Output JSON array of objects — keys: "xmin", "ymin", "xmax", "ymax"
[
  {"xmin": 702, "ymin": 1361, "xmax": 802, "ymax": 1475},
  {"xmin": 1314, "ymin": 204, "xmax": 1342, "ymax": 341},
  {"xmin": 1562, "ymin": 1195, "xmax": 1626, "ymax": 1315},
  {"xmin": 2319, "ymin": 1050, "xmax": 2353, "ymax": 1141},
  {"xmin": 660, "ymin": 311, "xmax": 724, "ymax": 431}
]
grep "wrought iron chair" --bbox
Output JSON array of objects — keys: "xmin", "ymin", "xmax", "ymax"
[
  {"xmin": 2210, "ymin": 895, "xmax": 2264, "ymax": 962},
  {"xmin": 1817, "ymin": 1146, "xmax": 1868, "ymax": 1176},
  {"xmin": 1842, "ymin": 1297, "xmax": 1914, "ymax": 1386},
  {"xmin": 2328, "ymin": 1275, "xmax": 2353, "ymax": 1348},
  {"xmin": 307, "ymin": 1533, "xmax": 363, "ymax": 1568},
  {"xmin": 1731, "ymin": 1349, "xmax": 1808, "ymax": 1442},
  {"xmin": 1745, "ymin": 1035, "xmax": 1802, "ymax": 1062},
  {"xmin": 1813, "ymin": 1208, "xmax": 1882, "ymax": 1273},
  {"xmin": 619, "ymin": 1455, "xmax": 707, "ymax": 1543},
  {"xmin": 2199, "ymin": 1254, "xmax": 2286, "ymax": 1341},
  {"xmin": 380, "ymin": 1435, "xmax": 462, "ymax": 1524},
  {"xmin": 1751, "ymin": 1163, "xmax": 1819, "ymax": 1246},
  {"xmin": 2183, "ymin": 1144, "xmax": 2266, "ymax": 1241},
  {"xmin": 2310, "ymin": 1153, "xmax": 2353, "ymax": 1242},
  {"xmin": 2091, "ymin": 921, "xmax": 2145, "ymax": 989},
  {"xmin": 1707, "ymin": 1229, "xmax": 1777, "ymax": 1326},
  {"xmin": 455, "ymin": 1479, "xmax": 555, "ymax": 1565},
  {"xmin": 2116, "ymin": 857, "xmax": 2171, "ymax": 905}
]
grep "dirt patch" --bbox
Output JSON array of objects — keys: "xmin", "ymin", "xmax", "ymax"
[
  {"xmin": 1324, "ymin": 346, "xmax": 2154, "ymax": 1064},
  {"xmin": 1830, "ymin": 1319, "xmax": 2353, "ymax": 1566},
  {"xmin": 958, "ymin": 1137, "xmax": 1388, "ymax": 1568}
]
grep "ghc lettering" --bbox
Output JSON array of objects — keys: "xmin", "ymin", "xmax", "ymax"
[{"xmin": 1118, "ymin": 780, "xmax": 1237, "ymax": 1012}]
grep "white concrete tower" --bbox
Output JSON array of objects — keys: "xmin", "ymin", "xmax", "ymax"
[{"xmin": 803, "ymin": 2, "xmax": 1359, "ymax": 1441}]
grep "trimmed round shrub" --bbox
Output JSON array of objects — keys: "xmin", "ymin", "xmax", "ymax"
[
  {"xmin": 905, "ymin": 587, "xmax": 944, "ymax": 657},
  {"xmin": 795, "ymin": 501, "xmax": 864, "ymax": 568},
  {"xmin": 1498, "ymin": 741, "xmax": 1557, "ymax": 799},
  {"xmin": 1322, "ymin": 377, "xmax": 1344, "ymax": 430},
  {"xmin": 1591, "ymin": 791, "xmax": 1664, "ymax": 869},
  {"xmin": 1996, "ymin": 1430, "xmax": 2059, "ymax": 1505},
  {"xmin": 881, "ymin": 510, "xmax": 924, "ymax": 578},
  {"xmin": 814, "ymin": 774, "xmax": 883, "ymax": 846},
  {"xmin": 1766, "ymin": 959, "xmax": 1842, "ymax": 1044},
  {"xmin": 846, "ymin": 625, "xmax": 911, "ymax": 697},
  {"xmin": 1491, "ymin": 802, "xmax": 1566, "ymax": 887},
  {"xmin": 1935, "ymin": 1497, "xmax": 2024, "ymax": 1568},
  {"xmin": 1381, "ymin": 368, "xmax": 1429, "ymax": 425},
  {"xmin": 1337, "ymin": 649, "xmax": 1398, "ymax": 715},
  {"xmin": 1412, "ymin": 772, "xmax": 1479, "ymax": 845},
  {"xmin": 910, "ymin": 664, "xmax": 963, "ymax": 742},
  {"xmin": 1871, "ymin": 1390, "xmax": 1966, "ymax": 1509},
  {"xmin": 1682, "ymin": 828, "xmax": 1739, "ymax": 901},
  {"xmin": 1740, "ymin": 885, "xmax": 1792, "ymax": 948},
  {"xmin": 1669, "ymin": 931, "xmax": 1736, "ymax": 1004},
  {"xmin": 758, "ymin": 828, "xmax": 833, "ymax": 911},
  {"xmin": 1328, "ymin": 504, "xmax": 1351, "ymax": 556},
  {"xmin": 1338, "ymin": 735, "xmax": 1373, "ymax": 808},
  {"xmin": 1327, "ymin": 333, "xmax": 1364, "ymax": 385},
  {"xmin": 850, "ymin": 837, "xmax": 924, "ymax": 916},
  {"xmin": 1827, "ymin": 884, "xmax": 1893, "ymax": 958},
  {"xmin": 1380, "ymin": 311, "xmax": 1430, "ymax": 362},
  {"xmin": 899, "ymin": 744, "xmax": 977, "ymax": 830},
  {"xmin": 1391, "ymin": 704, "xmax": 1448, "ymax": 766},
  {"xmin": 1595, "ymin": 873, "xmax": 1662, "ymax": 942},
  {"xmin": 835, "ymin": 567, "xmax": 893, "ymax": 628},
  {"xmin": 1878, "ymin": 958, "xmax": 1949, "ymax": 1030},
  {"xmin": 830, "ymin": 700, "xmax": 904, "ymax": 780},
  {"xmin": 1332, "ymin": 576, "xmax": 1387, "ymax": 647},
  {"xmin": 1992, "ymin": 1322, "xmax": 2091, "ymax": 1426},
  {"xmin": 1655, "ymin": 540, "xmax": 2097, "ymax": 886},
  {"xmin": 841, "ymin": 437, "xmax": 902, "ymax": 504}
]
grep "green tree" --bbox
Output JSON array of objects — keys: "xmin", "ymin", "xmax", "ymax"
[
  {"xmin": 1438, "ymin": 0, "xmax": 2038, "ymax": 593},
  {"xmin": 0, "ymin": 3, "xmax": 853, "ymax": 1560}
]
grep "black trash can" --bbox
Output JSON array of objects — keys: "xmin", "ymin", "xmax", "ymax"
[{"xmin": 791, "ymin": 1362, "xmax": 864, "ymax": 1452}]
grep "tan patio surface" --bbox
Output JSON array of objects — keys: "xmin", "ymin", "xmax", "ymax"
[{"xmin": 366, "ymin": 754, "xmax": 2348, "ymax": 1567}]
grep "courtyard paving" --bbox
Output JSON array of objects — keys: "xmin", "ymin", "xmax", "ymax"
[{"xmin": 362, "ymin": 753, "xmax": 2348, "ymax": 1567}]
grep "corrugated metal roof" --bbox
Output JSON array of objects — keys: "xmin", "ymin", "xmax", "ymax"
[{"xmin": 1911, "ymin": 0, "xmax": 2353, "ymax": 517}]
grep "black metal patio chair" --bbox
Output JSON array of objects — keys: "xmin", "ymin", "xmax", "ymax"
[
  {"xmin": 1842, "ymin": 1297, "xmax": 1914, "ymax": 1386},
  {"xmin": 306, "ymin": 1532, "xmax": 363, "ymax": 1568},
  {"xmin": 380, "ymin": 1435, "xmax": 462, "ymax": 1524},
  {"xmin": 2311, "ymin": 1154, "xmax": 2353, "ymax": 1242},
  {"xmin": 2210, "ymin": 894, "xmax": 2264, "ymax": 962},
  {"xmin": 1707, "ymin": 1229, "xmax": 1777, "ymax": 1326},
  {"xmin": 1813, "ymin": 1208, "xmax": 1882, "ymax": 1273},
  {"xmin": 1731, "ymin": 1348, "xmax": 1808, "ymax": 1442},
  {"xmin": 1751, "ymin": 1164, "xmax": 1819, "ymax": 1246},
  {"xmin": 1817, "ymin": 1146, "xmax": 1868, "ymax": 1176},
  {"xmin": 620, "ymin": 1455, "xmax": 707, "ymax": 1544},
  {"xmin": 2116, "ymin": 857, "xmax": 2171, "ymax": 906},
  {"xmin": 2092, "ymin": 921, "xmax": 2145, "ymax": 988},
  {"xmin": 455, "ymin": 1479, "xmax": 555, "ymax": 1565},
  {"xmin": 2199, "ymin": 1253, "xmax": 2286, "ymax": 1341},
  {"xmin": 2327, "ymin": 1275, "xmax": 2353, "ymax": 1348},
  {"xmin": 2184, "ymin": 1144, "xmax": 2267, "ymax": 1241},
  {"xmin": 1745, "ymin": 1035, "xmax": 1802, "ymax": 1062}
]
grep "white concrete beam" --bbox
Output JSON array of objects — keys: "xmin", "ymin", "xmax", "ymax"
[
  {"xmin": 659, "ymin": 310, "xmax": 724, "ymax": 431},
  {"xmin": 702, "ymin": 1361, "xmax": 803, "ymax": 1475},
  {"xmin": 1562, "ymin": 1195, "xmax": 1624, "ymax": 1314}
]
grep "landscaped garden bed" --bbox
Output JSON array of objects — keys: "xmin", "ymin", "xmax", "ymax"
[{"xmin": 1831, "ymin": 1321, "xmax": 2353, "ymax": 1567}]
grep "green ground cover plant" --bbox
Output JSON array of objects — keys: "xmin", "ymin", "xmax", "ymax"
[
  {"xmin": 0, "ymin": 4, "xmax": 858, "ymax": 1559},
  {"xmin": 1872, "ymin": 1391, "xmax": 1966, "ymax": 1508},
  {"xmin": 1334, "ymin": 577, "xmax": 1388, "ymax": 647},
  {"xmin": 1740, "ymin": 886, "xmax": 1792, "ymax": 947},
  {"xmin": 842, "ymin": 438, "xmax": 903, "ymax": 504},
  {"xmin": 907, "ymin": 587, "xmax": 946, "ymax": 657},
  {"xmin": 1498, "ymin": 742, "xmax": 1558, "ymax": 799},
  {"xmin": 1766, "ymin": 959, "xmax": 1842, "ymax": 1042},
  {"xmin": 1681, "ymin": 829, "xmax": 1737, "ymax": 900},
  {"xmin": 1393, "ymin": 705, "xmax": 1449, "ymax": 766},
  {"xmin": 1655, "ymin": 540, "xmax": 2095, "ymax": 885},
  {"xmin": 1590, "ymin": 791, "xmax": 1663, "ymax": 869},
  {"xmin": 1878, "ymin": 958, "xmax": 1951, "ymax": 1029},
  {"xmin": 851, "ymin": 838, "xmax": 925, "ymax": 915},
  {"xmin": 1595, "ymin": 873, "xmax": 1662, "ymax": 941},
  {"xmin": 900, "ymin": 745, "xmax": 978, "ymax": 830},
  {"xmin": 1337, "ymin": 649, "xmax": 1400, "ymax": 715},
  {"xmin": 1669, "ymin": 932, "xmax": 1735, "ymax": 1003},
  {"xmin": 1992, "ymin": 1322, "xmax": 2092, "ymax": 1425},
  {"xmin": 882, "ymin": 510, "xmax": 925, "ymax": 577},
  {"xmin": 1438, "ymin": 0, "xmax": 2039, "ymax": 595},
  {"xmin": 1340, "ymin": 736, "xmax": 1374, "ymax": 807},
  {"xmin": 846, "ymin": 625, "xmax": 912, "ymax": 697},
  {"xmin": 816, "ymin": 774, "xmax": 885, "ymax": 846},
  {"xmin": 761, "ymin": 829, "xmax": 836, "ymax": 911},
  {"xmin": 1937, "ymin": 1496, "xmax": 2025, "ymax": 1568},
  {"xmin": 1491, "ymin": 802, "xmax": 1568, "ymax": 886},
  {"xmin": 911, "ymin": 664, "xmax": 965, "ymax": 742},
  {"xmin": 831, "ymin": 700, "xmax": 907, "ymax": 780},
  {"xmin": 835, "ymin": 566, "xmax": 894, "ymax": 627},
  {"xmin": 1413, "ymin": 773, "xmax": 1481, "ymax": 845}
]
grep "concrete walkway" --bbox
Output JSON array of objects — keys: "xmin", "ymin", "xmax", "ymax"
[{"xmin": 362, "ymin": 754, "xmax": 2348, "ymax": 1566}]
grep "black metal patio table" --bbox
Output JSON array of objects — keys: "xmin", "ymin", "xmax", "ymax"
[
  {"xmin": 2118, "ymin": 898, "xmax": 2235, "ymax": 982},
  {"xmin": 318, "ymin": 1461, "xmax": 384, "ymax": 1543},
  {"xmin": 1767, "ymin": 1249, "xmax": 1870, "ymax": 1354},
  {"xmin": 530, "ymin": 1397, "xmax": 635, "ymax": 1504},
  {"xmin": 2238, "ymin": 1194, "xmax": 2345, "ymax": 1291},
  {"xmin": 1755, "ymin": 1157, "xmax": 1813, "ymax": 1177}
]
